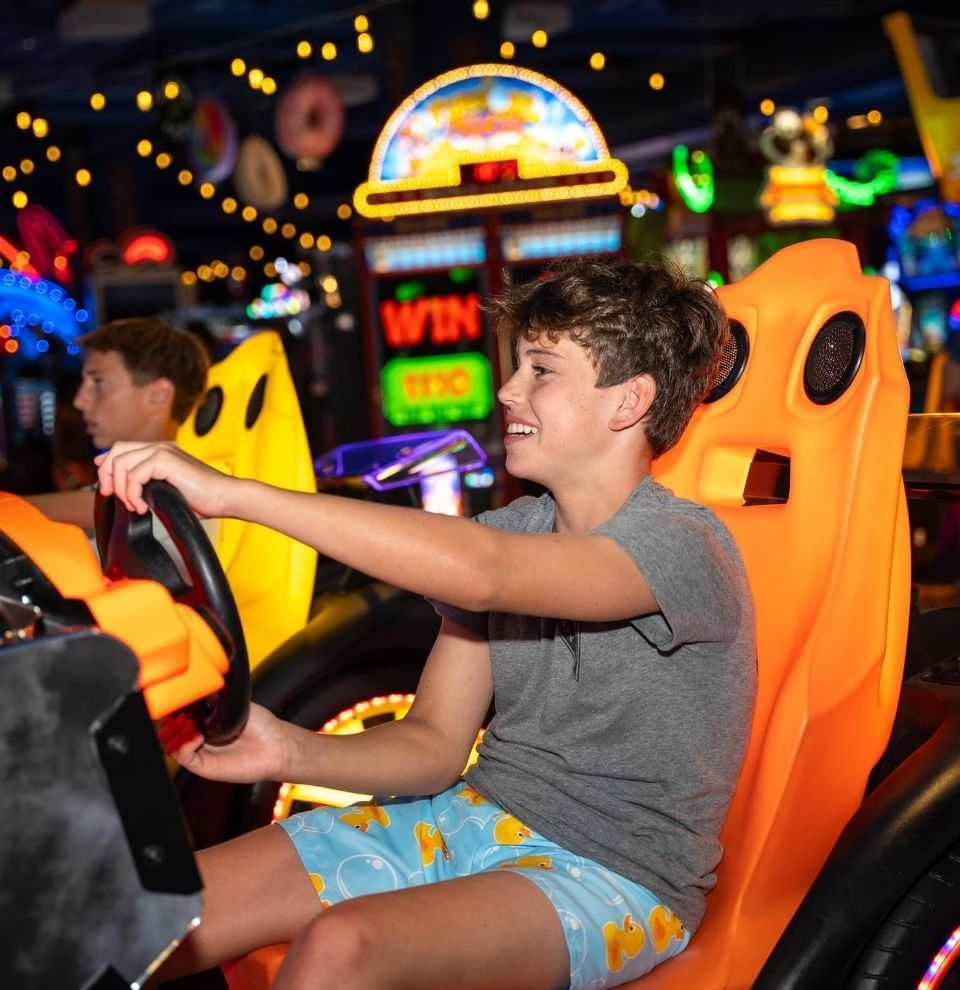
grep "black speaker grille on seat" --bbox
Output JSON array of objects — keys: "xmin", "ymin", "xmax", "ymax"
[
  {"xmin": 193, "ymin": 386, "xmax": 223, "ymax": 437},
  {"xmin": 804, "ymin": 312, "xmax": 865, "ymax": 404},
  {"xmin": 705, "ymin": 320, "xmax": 748, "ymax": 404}
]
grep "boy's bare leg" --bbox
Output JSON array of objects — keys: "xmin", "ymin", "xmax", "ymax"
[
  {"xmin": 276, "ymin": 870, "xmax": 570, "ymax": 990},
  {"xmin": 148, "ymin": 825, "xmax": 321, "ymax": 987}
]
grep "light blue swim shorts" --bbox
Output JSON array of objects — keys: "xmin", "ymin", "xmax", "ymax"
[{"xmin": 277, "ymin": 779, "xmax": 689, "ymax": 989}]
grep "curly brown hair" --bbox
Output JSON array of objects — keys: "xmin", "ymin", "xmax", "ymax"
[
  {"xmin": 487, "ymin": 257, "xmax": 728, "ymax": 458},
  {"xmin": 78, "ymin": 317, "xmax": 210, "ymax": 424}
]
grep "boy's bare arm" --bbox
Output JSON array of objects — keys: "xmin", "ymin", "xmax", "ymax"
[
  {"xmin": 98, "ymin": 441, "xmax": 659, "ymax": 623},
  {"xmin": 24, "ymin": 489, "xmax": 96, "ymax": 532},
  {"xmin": 168, "ymin": 619, "xmax": 492, "ymax": 796}
]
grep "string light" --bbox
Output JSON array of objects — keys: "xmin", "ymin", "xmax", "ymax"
[
  {"xmin": 46, "ymin": 146, "xmax": 61, "ymax": 162},
  {"xmin": 589, "ymin": 52, "xmax": 605, "ymax": 70},
  {"xmin": 531, "ymin": 30, "xmax": 548, "ymax": 48},
  {"xmin": 649, "ymin": 72, "xmax": 665, "ymax": 90},
  {"xmin": 358, "ymin": 32, "xmax": 374, "ymax": 53},
  {"xmin": 293, "ymin": 192, "xmax": 309, "ymax": 209},
  {"xmin": 248, "ymin": 67, "xmax": 264, "ymax": 89},
  {"xmin": 261, "ymin": 76, "xmax": 277, "ymax": 95},
  {"xmin": 230, "ymin": 265, "xmax": 246, "ymax": 281},
  {"xmin": 760, "ymin": 98, "xmax": 775, "ymax": 116},
  {"xmin": 12, "ymin": 191, "xmax": 28, "ymax": 208},
  {"xmin": 75, "ymin": 169, "xmax": 91, "ymax": 187},
  {"xmin": 299, "ymin": 232, "xmax": 315, "ymax": 249},
  {"xmin": 500, "ymin": 41, "xmax": 515, "ymax": 58},
  {"xmin": 177, "ymin": 168, "xmax": 193, "ymax": 185},
  {"xmin": 136, "ymin": 90, "xmax": 153, "ymax": 111},
  {"xmin": 230, "ymin": 57, "xmax": 246, "ymax": 76},
  {"xmin": 90, "ymin": 92, "xmax": 106, "ymax": 111},
  {"xmin": 812, "ymin": 105, "xmax": 829, "ymax": 123},
  {"xmin": 221, "ymin": 197, "xmax": 238, "ymax": 214},
  {"xmin": 336, "ymin": 203, "xmax": 352, "ymax": 220},
  {"xmin": 317, "ymin": 235, "xmax": 332, "ymax": 251},
  {"xmin": 1, "ymin": 167, "xmax": 15, "ymax": 182},
  {"xmin": 867, "ymin": 109, "xmax": 882, "ymax": 125},
  {"xmin": 354, "ymin": 14, "xmax": 369, "ymax": 31},
  {"xmin": 155, "ymin": 152, "xmax": 172, "ymax": 169},
  {"xmin": 321, "ymin": 41, "xmax": 337, "ymax": 60},
  {"xmin": 181, "ymin": 271, "xmax": 198, "ymax": 286},
  {"xmin": 296, "ymin": 40, "xmax": 312, "ymax": 58},
  {"xmin": 472, "ymin": 0, "xmax": 489, "ymax": 19},
  {"xmin": 281, "ymin": 222, "xmax": 297, "ymax": 239},
  {"xmin": 249, "ymin": 245, "xmax": 265, "ymax": 260},
  {"xmin": 163, "ymin": 80, "xmax": 180, "ymax": 100},
  {"xmin": 15, "ymin": 112, "xmax": 31, "ymax": 130},
  {"xmin": 199, "ymin": 182, "xmax": 215, "ymax": 199},
  {"xmin": 19, "ymin": 159, "xmax": 34, "ymax": 175},
  {"xmin": 31, "ymin": 118, "xmax": 49, "ymax": 139},
  {"xmin": 262, "ymin": 217, "xmax": 278, "ymax": 234},
  {"xmin": 137, "ymin": 139, "xmax": 153, "ymax": 157}
]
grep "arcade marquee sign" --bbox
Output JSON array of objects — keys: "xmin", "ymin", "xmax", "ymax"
[{"xmin": 353, "ymin": 63, "xmax": 628, "ymax": 218}]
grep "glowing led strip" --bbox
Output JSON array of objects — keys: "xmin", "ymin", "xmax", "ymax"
[
  {"xmin": 918, "ymin": 925, "xmax": 960, "ymax": 990},
  {"xmin": 355, "ymin": 157, "xmax": 628, "ymax": 218}
]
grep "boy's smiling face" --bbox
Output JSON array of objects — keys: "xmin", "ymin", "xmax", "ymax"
[{"xmin": 498, "ymin": 333, "xmax": 626, "ymax": 489}]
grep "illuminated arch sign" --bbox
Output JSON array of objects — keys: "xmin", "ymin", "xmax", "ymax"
[{"xmin": 354, "ymin": 63, "xmax": 628, "ymax": 218}]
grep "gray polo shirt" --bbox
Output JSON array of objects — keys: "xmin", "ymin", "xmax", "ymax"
[{"xmin": 431, "ymin": 475, "xmax": 756, "ymax": 932}]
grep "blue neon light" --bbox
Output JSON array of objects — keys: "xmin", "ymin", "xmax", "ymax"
[{"xmin": 0, "ymin": 268, "xmax": 88, "ymax": 359}]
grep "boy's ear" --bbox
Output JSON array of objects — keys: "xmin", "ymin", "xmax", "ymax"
[
  {"xmin": 609, "ymin": 373, "xmax": 656, "ymax": 431},
  {"xmin": 147, "ymin": 377, "xmax": 174, "ymax": 409}
]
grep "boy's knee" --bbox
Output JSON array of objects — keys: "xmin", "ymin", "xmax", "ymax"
[{"xmin": 281, "ymin": 902, "xmax": 380, "ymax": 987}]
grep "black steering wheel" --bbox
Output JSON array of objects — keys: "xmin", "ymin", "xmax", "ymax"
[{"xmin": 94, "ymin": 479, "xmax": 250, "ymax": 744}]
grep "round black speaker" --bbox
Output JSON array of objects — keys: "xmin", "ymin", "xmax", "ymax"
[
  {"xmin": 245, "ymin": 374, "xmax": 267, "ymax": 429},
  {"xmin": 803, "ymin": 311, "xmax": 865, "ymax": 404},
  {"xmin": 193, "ymin": 385, "xmax": 223, "ymax": 437},
  {"xmin": 705, "ymin": 320, "xmax": 749, "ymax": 404}
]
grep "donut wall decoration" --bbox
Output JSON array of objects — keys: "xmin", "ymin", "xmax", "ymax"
[
  {"xmin": 189, "ymin": 95, "xmax": 238, "ymax": 183},
  {"xmin": 274, "ymin": 73, "xmax": 345, "ymax": 165},
  {"xmin": 233, "ymin": 135, "xmax": 289, "ymax": 210}
]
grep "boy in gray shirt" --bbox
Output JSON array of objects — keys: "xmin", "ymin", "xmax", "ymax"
[{"xmin": 99, "ymin": 257, "xmax": 756, "ymax": 990}]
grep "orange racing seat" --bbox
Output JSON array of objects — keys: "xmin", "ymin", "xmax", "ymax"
[
  {"xmin": 177, "ymin": 330, "xmax": 318, "ymax": 668},
  {"xmin": 223, "ymin": 239, "xmax": 912, "ymax": 989}
]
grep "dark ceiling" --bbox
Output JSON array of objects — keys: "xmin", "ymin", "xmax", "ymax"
[{"xmin": 0, "ymin": 0, "xmax": 953, "ymax": 269}]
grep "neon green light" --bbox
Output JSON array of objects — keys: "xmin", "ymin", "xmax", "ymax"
[
  {"xmin": 672, "ymin": 145, "xmax": 714, "ymax": 213},
  {"xmin": 394, "ymin": 280, "xmax": 426, "ymax": 302},
  {"xmin": 825, "ymin": 149, "xmax": 900, "ymax": 207},
  {"xmin": 381, "ymin": 352, "xmax": 494, "ymax": 426}
]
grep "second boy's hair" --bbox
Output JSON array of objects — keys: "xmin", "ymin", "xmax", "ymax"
[
  {"xmin": 488, "ymin": 257, "xmax": 728, "ymax": 458},
  {"xmin": 79, "ymin": 317, "xmax": 210, "ymax": 423}
]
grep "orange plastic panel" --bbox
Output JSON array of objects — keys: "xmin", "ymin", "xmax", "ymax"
[
  {"xmin": 222, "ymin": 944, "xmax": 287, "ymax": 990},
  {"xmin": 0, "ymin": 492, "xmax": 106, "ymax": 600},
  {"xmin": 1, "ymin": 493, "xmax": 228, "ymax": 721},
  {"xmin": 224, "ymin": 239, "xmax": 912, "ymax": 990},
  {"xmin": 177, "ymin": 330, "xmax": 318, "ymax": 667}
]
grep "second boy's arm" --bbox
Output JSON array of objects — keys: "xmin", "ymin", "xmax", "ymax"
[{"xmin": 25, "ymin": 489, "xmax": 96, "ymax": 532}]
